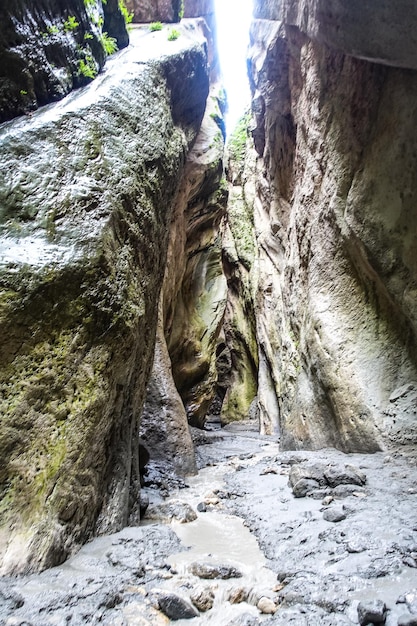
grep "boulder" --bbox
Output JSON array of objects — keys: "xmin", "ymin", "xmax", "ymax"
[{"xmin": 0, "ymin": 25, "xmax": 209, "ymax": 576}]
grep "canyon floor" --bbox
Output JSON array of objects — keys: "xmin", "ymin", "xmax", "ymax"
[{"xmin": 1, "ymin": 424, "xmax": 417, "ymax": 625}]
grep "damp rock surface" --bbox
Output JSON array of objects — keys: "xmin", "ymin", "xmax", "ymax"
[
  {"xmin": 1, "ymin": 429, "xmax": 417, "ymax": 625},
  {"xmin": 0, "ymin": 23, "xmax": 210, "ymax": 576}
]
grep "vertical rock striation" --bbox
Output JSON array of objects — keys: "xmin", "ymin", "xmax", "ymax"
[
  {"xmin": 245, "ymin": 0, "xmax": 417, "ymax": 451},
  {"xmin": 0, "ymin": 26, "xmax": 209, "ymax": 574}
]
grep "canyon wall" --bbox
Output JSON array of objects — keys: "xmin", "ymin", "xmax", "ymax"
[
  {"xmin": 0, "ymin": 0, "xmax": 129, "ymax": 123},
  {"xmin": 243, "ymin": 0, "xmax": 417, "ymax": 451},
  {"xmin": 0, "ymin": 23, "xmax": 212, "ymax": 575}
]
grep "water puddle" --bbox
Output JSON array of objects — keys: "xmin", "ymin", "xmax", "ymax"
[{"xmin": 141, "ymin": 437, "xmax": 280, "ymax": 624}]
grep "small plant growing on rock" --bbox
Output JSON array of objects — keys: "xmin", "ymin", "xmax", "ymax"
[
  {"xmin": 167, "ymin": 28, "xmax": 180, "ymax": 41},
  {"xmin": 78, "ymin": 58, "xmax": 97, "ymax": 79},
  {"xmin": 100, "ymin": 32, "xmax": 118, "ymax": 55},
  {"xmin": 149, "ymin": 22, "xmax": 163, "ymax": 32},
  {"xmin": 46, "ymin": 24, "xmax": 60, "ymax": 35},
  {"xmin": 63, "ymin": 15, "xmax": 80, "ymax": 32},
  {"xmin": 118, "ymin": 0, "xmax": 133, "ymax": 25}
]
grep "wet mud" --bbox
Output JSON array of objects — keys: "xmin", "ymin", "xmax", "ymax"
[{"xmin": 1, "ymin": 425, "xmax": 417, "ymax": 625}]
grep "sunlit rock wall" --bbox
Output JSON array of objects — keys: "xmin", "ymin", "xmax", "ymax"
[
  {"xmin": 0, "ymin": 27, "xmax": 209, "ymax": 575},
  {"xmin": 219, "ymin": 118, "xmax": 259, "ymax": 425},
  {"xmin": 0, "ymin": 0, "xmax": 128, "ymax": 123},
  {"xmin": 247, "ymin": 0, "xmax": 417, "ymax": 451}
]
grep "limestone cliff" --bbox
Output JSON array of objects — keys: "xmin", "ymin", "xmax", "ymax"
[
  {"xmin": 0, "ymin": 25, "xmax": 209, "ymax": 575},
  {"xmin": 0, "ymin": 0, "xmax": 129, "ymax": 123},
  {"xmin": 243, "ymin": 0, "xmax": 417, "ymax": 451}
]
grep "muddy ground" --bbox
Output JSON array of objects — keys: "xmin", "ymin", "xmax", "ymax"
[{"xmin": 1, "ymin": 424, "xmax": 417, "ymax": 625}]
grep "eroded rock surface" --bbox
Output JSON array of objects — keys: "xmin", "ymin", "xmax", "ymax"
[
  {"xmin": 0, "ymin": 25, "xmax": 209, "ymax": 575},
  {"xmin": 0, "ymin": 0, "xmax": 128, "ymax": 123},
  {"xmin": 237, "ymin": 0, "xmax": 417, "ymax": 451}
]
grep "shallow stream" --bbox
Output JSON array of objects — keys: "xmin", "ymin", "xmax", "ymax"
[{"xmin": 3, "ymin": 430, "xmax": 417, "ymax": 625}]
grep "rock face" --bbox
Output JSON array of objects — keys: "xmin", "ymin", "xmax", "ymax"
[
  {"xmin": 0, "ymin": 26, "xmax": 209, "ymax": 575},
  {"xmin": 155, "ymin": 83, "xmax": 227, "ymax": 430},
  {"xmin": 125, "ymin": 0, "xmax": 181, "ymax": 23},
  {"xmin": 0, "ymin": 0, "xmax": 128, "ymax": 123},
  {"xmin": 243, "ymin": 0, "xmax": 417, "ymax": 450}
]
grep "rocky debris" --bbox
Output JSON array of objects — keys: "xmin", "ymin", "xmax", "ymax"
[
  {"xmin": 190, "ymin": 561, "xmax": 243, "ymax": 579},
  {"xmin": 292, "ymin": 478, "xmax": 322, "ymax": 498},
  {"xmin": 357, "ymin": 599, "xmax": 388, "ymax": 624},
  {"xmin": 156, "ymin": 591, "xmax": 199, "ymax": 620},
  {"xmin": 1, "ymin": 434, "xmax": 417, "ymax": 625},
  {"xmin": 289, "ymin": 462, "xmax": 366, "ymax": 499},
  {"xmin": 190, "ymin": 586, "xmax": 215, "ymax": 611},
  {"xmin": 144, "ymin": 501, "xmax": 197, "ymax": 524}
]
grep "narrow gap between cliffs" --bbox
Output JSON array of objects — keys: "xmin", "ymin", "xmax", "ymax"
[{"xmin": 214, "ymin": 0, "xmax": 253, "ymax": 134}]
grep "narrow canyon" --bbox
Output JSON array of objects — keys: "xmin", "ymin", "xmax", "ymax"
[{"xmin": 0, "ymin": 0, "xmax": 417, "ymax": 624}]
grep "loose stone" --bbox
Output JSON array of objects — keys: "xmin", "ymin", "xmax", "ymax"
[
  {"xmin": 357, "ymin": 599, "xmax": 388, "ymax": 625},
  {"xmin": 323, "ymin": 507, "xmax": 347, "ymax": 523},
  {"xmin": 157, "ymin": 592, "xmax": 199, "ymax": 620},
  {"xmin": 190, "ymin": 561, "xmax": 243, "ymax": 579},
  {"xmin": 257, "ymin": 596, "xmax": 277, "ymax": 614}
]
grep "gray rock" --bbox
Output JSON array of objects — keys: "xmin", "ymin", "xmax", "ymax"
[
  {"xmin": 288, "ymin": 464, "xmax": 327, "ymax": 489},
  {"xmin": 323, "ymin": 507, "xmax": 347, "ymax": 523},
  {"xmin": 190, "ymin": 561, "xmax": 243, "ymax": 579},
  {"xmin": 332, "ymin": 485, "xmax": 366, "ymax": 499},
  {"xmin": 144, "ymin": 501, "xmax": 197, "ymax": 524},
  {"xmin": 292, "ymin": 478, "xmax": 321, "ymax": 498},
  {"xmin": 0, "ymin": 586, "xmax": 25, "ymax": 611},
  {"xmin": 157, "ymin": 592, "xmax": 199, "ymax": 620},
  {"xmin": 357, "ymin": 599, "xmax": 387, "ymax": 625},
  {"xmin": 0, "ymin": 25, "xmax": 209, "ymax": 575},
  {"xmin": 324, "ymin": 466, "xmax": 367, "ymax": 488}
]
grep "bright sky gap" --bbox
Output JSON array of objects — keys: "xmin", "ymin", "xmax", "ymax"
[{"xmin": 214, "ymin": 0, "xmax": 253, "ymax": 134}]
